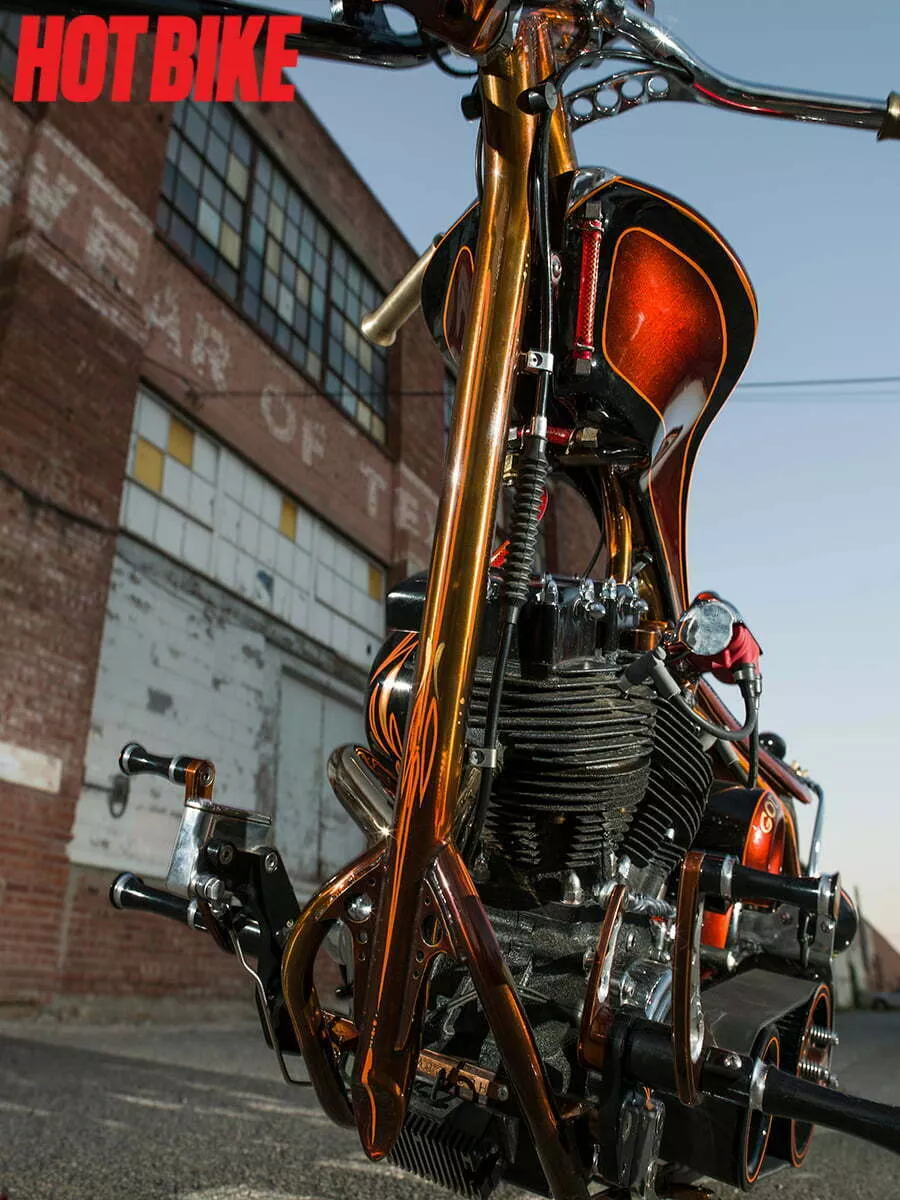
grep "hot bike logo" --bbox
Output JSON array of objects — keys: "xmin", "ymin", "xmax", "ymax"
[{"xmin": 13, "ymin": 15, "xmax": 303, "ymax": 103}]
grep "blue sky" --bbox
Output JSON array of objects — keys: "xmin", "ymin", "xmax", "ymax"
[{"xmin": 291, "ymin": 1, "xmax": 900, "ymax": 948}]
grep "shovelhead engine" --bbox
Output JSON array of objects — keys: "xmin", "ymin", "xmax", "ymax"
[{"xmin": 366, "ymin": 572, "xmax": 712, "ymax": 906}]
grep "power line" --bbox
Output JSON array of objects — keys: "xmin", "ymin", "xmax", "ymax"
[{"xmin": 739, "ymin": 375, "xmax": 900, "ymax": 392}]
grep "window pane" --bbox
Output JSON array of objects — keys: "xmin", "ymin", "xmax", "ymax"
[
  {"xmin": 180, "ymin": 143, "xmax": 202, "ymax": 187},
  {"xmin": 219, "ymin": 224, "xmax": 241, "ymax": 268},
  {"xmin": 249, "ymin": 217, "xmax": 265, "ymax": 254},
  {"xmin": 232, "ymin": 125, "xmax": 251, "ymax": 165},
  {"xmin": 156, "ymin": 102, "xmax": 389, "ymax": 442},
  {"xmin": 211, "ymin": 104, "xmax": 232, "ymax": 140},
  {"xmin": 207, "ymin": 132, "xmax": 228, "ymax": 176},
  {"xmin": 174, "ymin": 177, "xmax": 198, "ymax": 223},
  {"xmin": 194, "ymin": 237, "xmax": 217, "ymax": 278},
  {"xmin": 245, "ymin": 251, "xmax": 263, "ymax": 290},
  {"xmin": 227, "ymin": 153, "xmax": 248, "ymax": 199},
  {"xmin": 184, "ymin": 104, "xmax": 207, "ymax": 150},
  {"xmin": 201, "ymin": 168, "xmax": 223, "ymax": 211},
  {"xmin": 197, "ymin": 200, "xmax": 220, "ymax": 246},
  {"xmin": 216, "ymin": 260, "xmax": 238, "ymax": 298},
  {"xmin": 268, "ymin": 206, "xmax": 285, "ymax": 243}
]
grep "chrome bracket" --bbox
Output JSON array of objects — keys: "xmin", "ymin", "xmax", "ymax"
[
  {"xmin": 467, "ymin": 745, "xmax": 501, "ymax": 770},
  {"xmin": 565, "ymin": 64, "xmax": 690, "ymax": 130},
  {"xmin": 520, "ymin": 349, "xmax": 554, "ymax": 374}
]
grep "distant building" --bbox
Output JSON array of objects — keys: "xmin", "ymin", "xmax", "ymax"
[
  {"xmin": 0, "ymin": 22, "xmax": 595, "ymax": 1007},
  {"xmin": 833, "ymin": 911, "xmax": 900, "ymax": 1009}
]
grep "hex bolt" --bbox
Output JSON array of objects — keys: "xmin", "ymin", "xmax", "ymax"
[
  {"xmin": 723, "ymin": 1052, "xmax": 742, "ymax": 1071},
  {"xmin": 346, "ymin": 892, "xmax": 374, "ymax": 922},
  {"xmin": 264, "ymin": 851, "xmax": 279, "ymax": 874},
  {"xmin": 193, "ymin": 874, "xmax": 224, "ymax": 903}
]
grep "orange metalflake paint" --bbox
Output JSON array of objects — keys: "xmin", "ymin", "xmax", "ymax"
[{"xmin": 604, "ymin": 228, "xmax": 725, "ymax": 410}]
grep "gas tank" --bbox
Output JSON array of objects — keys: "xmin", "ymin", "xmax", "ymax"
[{"xmin": 421, "ymin": 168, "xmax": 758, "ymax": 611}]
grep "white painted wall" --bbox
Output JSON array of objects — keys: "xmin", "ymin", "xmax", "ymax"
[
  {"xmin": 69, "ymin": 539, "xmax": 367, "ymax": 895},
  {"xmin": 121, "ymin": 388, "xmax": 385, "ymax": 671}
]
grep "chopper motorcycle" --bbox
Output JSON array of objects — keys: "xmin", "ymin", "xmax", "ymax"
[{"xmin": 40, "ymin": 0, "xmax": 900, "ymax": 1195}]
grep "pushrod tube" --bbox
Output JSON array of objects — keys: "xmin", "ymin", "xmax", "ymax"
[{"xmin": 350, "ymin": 7, "xmax": 577, "ymax": 1172}]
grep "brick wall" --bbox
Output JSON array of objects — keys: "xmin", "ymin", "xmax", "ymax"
[
  {"xmin": 0, "ymin": 251, "xmax": 143, "ymax": 1003},
  {"xmin": 0, "ymin": 63, "xmax": 598, "ymax": 1009}
]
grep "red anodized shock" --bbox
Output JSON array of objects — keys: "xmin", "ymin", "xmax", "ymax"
[{"xmin": 573, "ymin": 213, "xmax": 605, "ymax": 359}]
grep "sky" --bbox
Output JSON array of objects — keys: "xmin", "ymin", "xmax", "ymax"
[{"xmin": 289, "ymin": 1, "xmax": 900, "ymax": 948}]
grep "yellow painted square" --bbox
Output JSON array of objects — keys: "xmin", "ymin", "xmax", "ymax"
[
  {"xmin": 167, "ymin": 418, "xmax": 194, "ymax": 468},
  {"xmin": 356, "ymin": 401, "xmax": 372, "ymax": 432},
  {"xmin": 133, "ymin": 437, "xmax": 164, "ymax": 492},
  {"xmin": 279, "ymin": 496, "xmax": 298, "ymax": 541},
  {"xmin": 367, "ymin": 564, "xmax": 383, "ymax": 602},
  {"xmin": 219, "ymin": 223, "xmax": 241, "ymax": 268}
]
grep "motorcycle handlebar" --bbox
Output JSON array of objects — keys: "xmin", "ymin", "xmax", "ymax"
[{"xmin": 591, "ymin": 0, "xmax": 898, "ymax": 140}]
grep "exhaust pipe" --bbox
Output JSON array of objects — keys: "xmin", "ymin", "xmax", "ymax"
[{"xmin": 327, "ymin": 745, "xmax": 393, "ymax": 844}]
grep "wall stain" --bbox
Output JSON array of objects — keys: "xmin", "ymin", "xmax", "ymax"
[{"xmin": 146, "ymin": 687, "xmax": 174, "ymax": 715}]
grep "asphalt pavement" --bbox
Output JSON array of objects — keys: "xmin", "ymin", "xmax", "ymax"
[{"xmin": 0, "ymin": 1005, "xmax": 897, "ymax": 1200}]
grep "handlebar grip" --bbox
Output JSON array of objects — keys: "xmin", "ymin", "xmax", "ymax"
[
  {"xmin": 109, "ymin": 872, "xmax": 203, "ymax": 929},
  {"xmin": 763, "ymin": 1065, "xmax": 900, "ymax": 1155},
  {"xmin": 700, "ymin": 855, "xmax": 840, "ymax": 919},
  {"xmin": 110, "ymin": 872, "xmax": 262, "ymax": 956},
  {"xmin": 879, "ymin": 92, "xmax": 900, "ymax": 140},
  {"xmin": 119, "ymin": 742, "xmax": 190, "ymax": 784}
]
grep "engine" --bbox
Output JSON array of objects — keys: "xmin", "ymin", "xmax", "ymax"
[
  {"xmin": 362, "ymin": 573, "xmax": 724, "ymax": 1196},
  {"xmin": 367, "ymin": 572, "xmax": 712, "ymax": 905}
]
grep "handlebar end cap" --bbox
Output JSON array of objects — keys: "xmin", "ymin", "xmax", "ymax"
[{"xmin": 878, "ymin": 92, "xmax": 900, "ymax": 140}]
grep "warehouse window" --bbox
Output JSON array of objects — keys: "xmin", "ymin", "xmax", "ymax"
[
  {"xmin": 120, "ymin": 388, "xmax": 385, "ymax": 668},
  {"xmin": 157, "ymin": 99, "xmax": 389, "ymax": 445},
  {"xmin": 158, "ymin": 101, "xmax": 250, "ymax": 302},
  {"xmin": 0, "ymin": 12, "xmax": 20, "ymax": 90}
]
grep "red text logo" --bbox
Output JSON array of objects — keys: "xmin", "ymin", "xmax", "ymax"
[{"xmin": 13, "ymin": 15, "xmax": 302, "ymax": 103}]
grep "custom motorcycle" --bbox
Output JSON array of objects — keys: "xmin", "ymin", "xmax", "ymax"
[{"xmin": 58, "ymin": 0, "xmax": 900, "ymax": 1194}]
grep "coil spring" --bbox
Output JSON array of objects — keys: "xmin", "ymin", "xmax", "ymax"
[{"xmin": 500, "ymin": 449, "xmax": 549, "ymax": 611}]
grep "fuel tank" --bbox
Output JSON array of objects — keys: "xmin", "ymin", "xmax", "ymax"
[{"xmin": 421, "ymin": 168, "xmax": 758, "ymax": 612}]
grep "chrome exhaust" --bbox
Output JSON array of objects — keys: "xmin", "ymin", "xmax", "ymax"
[{"xmin": 327, "ymin": 744, "xmax": 393, "ymax": 844}]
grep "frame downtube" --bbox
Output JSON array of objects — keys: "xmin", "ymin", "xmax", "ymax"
[{"xmin": 352, "ymin": 15, "xmax": 553, "ymax": 1169}]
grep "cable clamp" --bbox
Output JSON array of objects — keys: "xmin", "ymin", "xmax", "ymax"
[
  {"xmin": 467, "ymin": 745, "xmax": 501, "ymax": 770},
  {"xmin": 520, "ymin": 349, "xmax": 554, "ymax": 375}
]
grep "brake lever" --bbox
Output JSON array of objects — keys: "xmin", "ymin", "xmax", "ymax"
[{"xmin": 568, "ymin": 0, "xmax": 899, "ymax": 140}]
